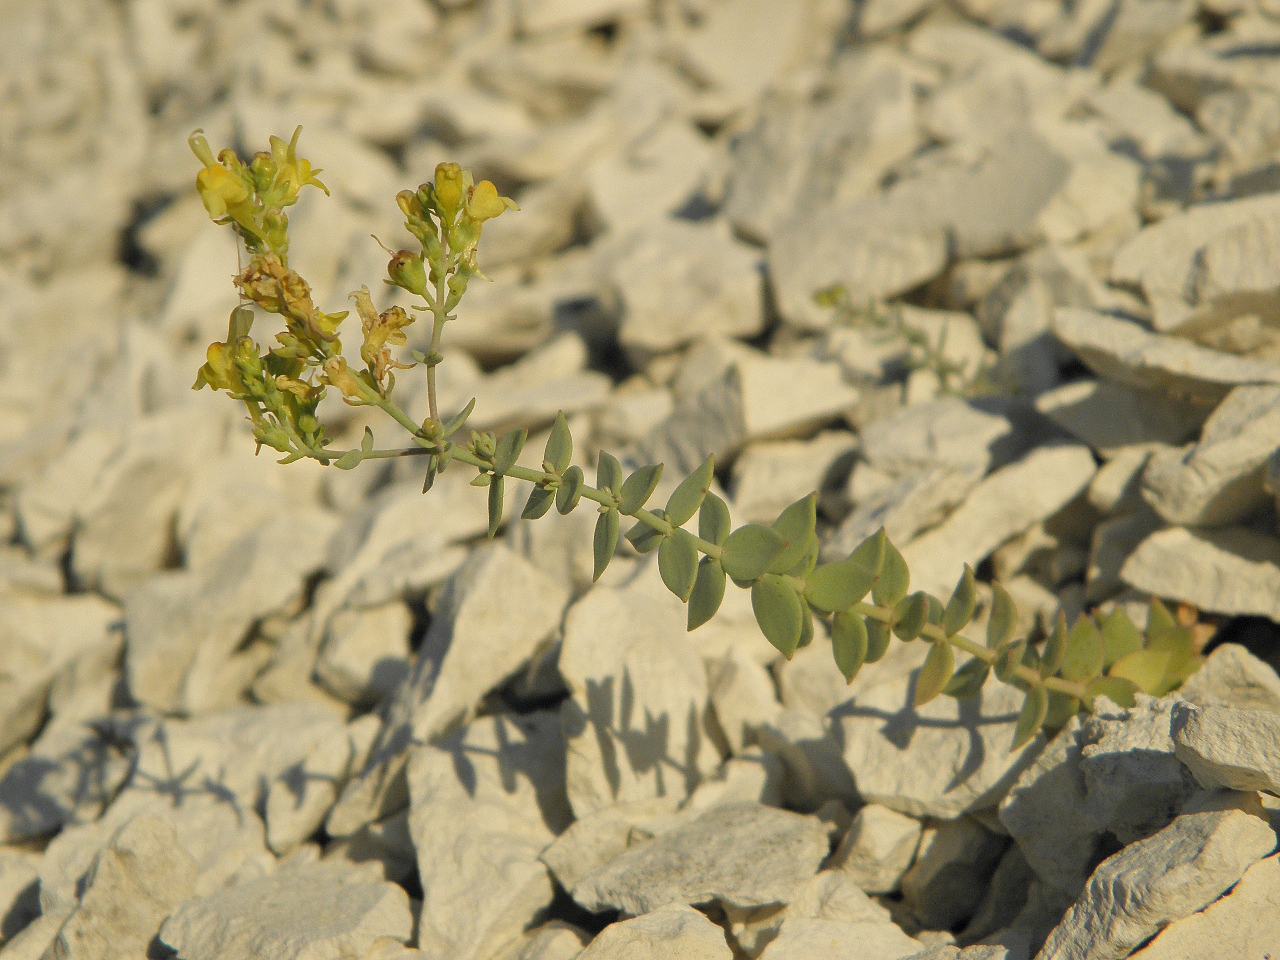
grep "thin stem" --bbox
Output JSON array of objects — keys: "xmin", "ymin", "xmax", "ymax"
[{"xmin": 425, "ymin": 244, "xmax": 451, "ymax": 427}]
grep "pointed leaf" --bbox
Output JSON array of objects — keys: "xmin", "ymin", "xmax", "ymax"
[
  {"xmin": 492, "ymin": 428, "xmax": 527, "ymax": 475},
  {"xmin": 597, "ymin": 451, "xmax": 623, "ymax": 497},
  {"xmin": 1099, "ymin": 608, "xmax": 1143, "ymax": 668},
  {"xmin": 892, "ymin": 592, "xmax": 929, "ymax": 641},
  {"xmin": 865, "ymin": 617, "xmax": 892, "ymax": 663},
  {"xmin": 688, "ymin": 557, "xmax": 727, "ymax": 631},
  {"xmin": 486, "ymin": 476, "xmax": 505, "ymax": 538},
  {"xmin": 334, "ymin": 449, "xmax": 362, "ymax": 470},
  {"xmin": 768, "ymin": 493, "xmax": 818, "ymax": 575},
  {"xmin": 987, "ymin": 582, "xmax": 1017, "ymax": 649},
  {"xmin": 995, "ymin": 639, "xmax": 1027, "ymax": 683},
  {"xmin": 943, "ymin": 657, "xmax": 990, "ymax": 699},
  {"xmin": 871, "ymin": 537, "xmax": 909, "ymax": 608},
  {"xmin": 544, "ymin": 411, "xmax": 572, "ymax": 473},
  {"xmin": 625, "ymin": 509, "xmax": 667, "ymax": 554},
  {"xmin": 722, "ymin": 523, "xmax": 786, "ymax": 583},
  {"xmin": 556, "ymin": 465, "xmax": 584, "ymax": 514},
  {"xmin": 787, "ymin": 539, "xmax": 820, "ymax": 579},
  {"xmin": 926, "ymin": 594, "xmax": 945, "ymax": 626},
  {"xmin": 1040, "ymin": 612, "xmax": 1067, "ymax": 678},
  {"xmin": 915, "ymin": 642, "xmax": 956, "ymax": 706},
  {"xmin": 593, "ymin": 509, "xmax": 620, "ymax": 582},
  {"xmin": 699, "ymin": 492, "xmax": 731, "ymax": 545},
  {"xmin": 1108, "ymin": 648, "xmax": 1175, "ymax": 696},
  {"xmin": 805, "ymin": 557, "xmax": 878, "ymax": 613},
  {"xmin": 752, "ymin": 574, "xmax": 805, "ymax": 659},
  {"xmin": 521, "ymin": 484, "xmax": 554, "ymax": 520},
  {"xmin": 422, "ymin": 454, "xmax": 439, "ymax": 493},
  {"xmin": 442, "ymin": 397, "xmax": 476, "ymax": 438},
  {"xmin": 849, "ymin": 528, "xmax": 887, "ymax": 577},
  {"xmin": 360, "ymin": 426, "xmax": 374, "ymax": 455},
  {"xmin": 1086, "ymin": 674, "xmax": 1139, "ymax": 710},
  {"xmin": 658, "ymin": 528, "xmax": 700, "ymax": 602},
  {"xmin": 1043, "ymin": 691, "xmax": 1081, "ymax": 730},
  {"xmin": 1146, "ymin": 597, "xmax": 1178, "ymax": 642},
  {"xmin": 1012, "ymin": 686, "xmax": 1048, "ymax": 750},
  {"xmin": 619, "ymin": 464, "xmax": 663, "ymax": 514},
  {"xmin": 666, "ymin": 456, "xmax": 715, "ymax": 527},
  {"xmin": 797, "ymin": 600, "xmax": 815, "ymax": 649},
  {"xmin": 1060, "ymin": 615, "xmax": 1105, "ymax": 682},
  {"xmin": 942, "ymin": 565, "xmax": 977, "ymax": 636},
  {"xmin": 831, "ymin": 612, "xmax": 869, "ymax": 683}
]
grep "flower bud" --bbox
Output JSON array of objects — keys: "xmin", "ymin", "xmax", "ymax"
[
  {"xmin": 434, "ymin": 162, "xmax": 466, "ymax": 221},
  {"xmin": 387, "ymin": 250, "xmax": 428, "ymax": 296}
]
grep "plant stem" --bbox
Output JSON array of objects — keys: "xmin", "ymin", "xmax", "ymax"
[{"xmin": 425, "ymin": 247, "xmax": 451, "ymax": 427}]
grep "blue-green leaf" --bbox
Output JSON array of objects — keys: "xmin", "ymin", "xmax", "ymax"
[
  {"xmin": 865, "ymin": 617, "xmax": 892, "ymax": 663},
  {"xmin": 521, "ymin": 484, "xmax": 554, "ymax": 520},
  {"xmin": 688, "ymin": 557, "xmax": 727, "ymax": 631},
  {"xmin": 492, "ymin": 428, "xmax": 527, "ymax": 475},
  {"xmin": 486, "ymin": 476, "xmax": 505, "ymax": 538},
  {"xmin": 665, "ymin": 456, "xmax": 715, "ymax": 527},
  {"xmin": 619, "ymin": 464, "xmax": 663, "ymax": 514},
  {"xmin": 556, "ymin": 465, "xmax": 584, "ymax": 514},
  {"xmin": 872, "ymin": 537, "xmax": 909, "ymax": 608},
  {"xmin": 544, "ymin": 412, "xmax": 572, "ymax": 473},
  {"xmin": 658, "ymin": 528, "xmax": 700, "ymax": 602},
  {"xmin": 987, "ymin": 582, "xmax": 1017, "ymax": 650},
  {"xmin": 597, "ymin": 451, "xmax": 623, "ymax": 497},
  {"xmin": 768, "ymin": 493, "xmax": 817, "ymax": 575},
  {"xmin": 752, "ymin": 574, "xmax": 804, "ymax": 659},
  {"xmin": 942, "ymin": 565, "xmax": 977, "ymax": 636},
  {"xmin": 722, "ymin": 523, "xmax": 786, "ymax": 583},
  {"xmin": 805, "ymin": 557, "xmax": 878, "ymax": 613},
  {"xmin": 943, "ymin": 657, "xmax": 990, "ymax": 699},
  {"xmin": 593, "ymin": 509, "xmax": 620, "ymax": 582},
  {"xmin": 625, "ymin": 509, "xmax": 667, "ymax": 553},
  {"xmin": 831, "ymin": 611, "xmax": 868, "ymax": 682},
  {"xmin": 1012, "ymin": 686, "xmax": 1048, "ymax": 750},
  {"xmin": 699, "ymin": 492, "xmax": 731, "ymax": 545},
  {"xmin": 914, "ymin": 641, "xmax": 955, "ymax": 706},
  {"xmin": 892, "ymin": 592, "xmax": 929, "ymax": 641},
  {"xmin": 1060, "ymin": 615, "xmax": 1105, "ymax": 682},
  {"xmin": 1099, "ymin": 607, "xmax": 1143, "ymax": 668}
]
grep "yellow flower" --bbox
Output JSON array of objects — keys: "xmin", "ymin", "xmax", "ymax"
[
  {"xmin": 321, "ymin": 356, "xmax": 365, "ymax": 402},
  {"xmin": 466, "ymin": 180, "xmax": 518, "ymax": 222},
  {"xmin": 434, "ymin": 162, "xmax": 468, "ymax": 222},
  {"xmin": 189, "ymin": 130, "xmax": 256, "ymax": 225},
  {"xmin": 269, "ymin": 126, "xmax": 329, "ymax": 203}
]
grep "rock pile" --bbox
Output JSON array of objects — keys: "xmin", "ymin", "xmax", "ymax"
[{"xmin": 4, "ymin": 0, "xmax": 1280, "ymax": 958}]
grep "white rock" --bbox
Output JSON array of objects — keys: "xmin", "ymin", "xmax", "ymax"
[
  {"xmin": 1036, "ymin": 809, "xmax": 1276, "ymax": 960},
  {"xmin": 558, "ymin": 572, "xmax": 718, "ymax": 818},
  {"xmin": 1086, "ymin": 447, "xmax": 1152, "ymax": 513},
  {"xmin": 708, "ymin": 646, "xmax": 783, "ymax": 756},
  {"xmin": 901, "ymin": 818, "xmax": 1007, "ymax": 930},
  {"xmin": 159, "ymin": 861, "xmax": 413, "ymax": 960},
  {"xmin": 857, "ymin": 398, "xmax": 1018, "ymax": 479},
  {"xmin": 315, "ymin": 601, "xmax": 413, "ymax": 708},
  {"xmin": 731, "ymin": 432, "xmax": 857, "ymax": 526},
  {"xmin": 1120, "ymin": 525, "xmax": 1280, "ymax": 620},
  {"xmin": 487, "ymin": 921, "xmax": 590, "ymax": 960},
  {"xmin": 757, "ymin": 916, "xmax": 923, "ymax": 960},
  {"xmin": 901, "ymin": 442, "xmax": 1096, "ymax": 600},
  {"xmin": 1172, "ymin": 701, "xmax": 1280, "ymax": 795},
  {"xmin": 836, "ymin": 672, "xmax": 1044, "ymax": 820},
  {"xmin": 1, "ymin": 911, "xmax": 67, "ymax": 960},
  {"xmin": 576, "ymin": 903, "xmax": 732, "ymax": 960},
  {"xmin": 637, "ymin": 353, "xmax": 859, "ymax": 478},
  {"xmin": 0, "ymin": 848, "xmax": 39, "ymax": 944},
  {"xmin": 680, "ymin": 749, "xmax": 785, "ymax": 813},
  {"xmin": 539, "ymin": 797, "xmax": 684, "ymax": 895},
  {"xmin": 323, "ymin": 810, "xmax": 417, "ymax": 886},
  {"xmin": 409, "ymin": 712, "xmax": 572, "ymax": 960},
  {"xmin": 1178, "ymin": 642, "xmax": 1280, "ymax": 713},
  {"xmin": 585, "ymin": 118, "xmax": 712, "ymax": 234},
  {"xmin": 571, "ymin": 802, "xmax": 829, "ymax": 914},
  {"xmin": 45, "ymin": 813, "xmax": 197, "ymax": 960},
  {"xmin": 604, "ymin": 219, "xmax": 764, "ymax": 361},
  {"xmin": 329, "ymin": 545, "xmax": 568, "ymax": 836},
  {"xmin": 1085, "ymin": 506, "xmax": 1163, "ymax": 602},
  {"xmin": 1052, "ymin": 307, "xmax": 1280, "ymax": 405},
  {"xmin": 755, "ymin": 710, "xmax": 859, "ymax": 812},
  {"xmin": 1126, "ymin": 852, "xmax": 1280, "ymax": 959},
  {"xmin": 1034, "ymin": 379, "xmax": 1205, "ymax": 458},
  {"xmin": 829, "ymin": 804, "xmax": 923, "ymax": 895}
]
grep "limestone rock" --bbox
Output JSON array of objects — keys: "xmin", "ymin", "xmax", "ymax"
[
  {"xmin": 409, "ymin": 712, "xmax": 571, "ymax": 960},
  {"xmin": 756, "ymin": 917, "xmax": 923, "ymax": 960},
  {"xmin": 857, "ymin": 398, "xmax": 1019, "ymax": 479},
  {"xmin": 585, "ymin": 118, "xmax": 713, "ymax": 234},
  {"xmin": 558, "ymin": 572, "xmax": 717, "ymax": 818},
  {"xmin": 1033, "ymin": 379, "xmax": 1204, "ymax": 458},
  {"xmin": 901, "ymin": 818, "xmax": 1007, "ymax": 930},
  {"xmin": 1172, "ymin": 701, "xmax": 1280, "ymax": 795},
  {"xmin": 730, "ymin": 431, "xmax": 856, "ymax": 526},
  {"xmin": 539, "ymin": 798, "xmax": 683, "ymax": 895},
  {"xmin": 158, "ymin": 861, "xmax": 413, "ymax": 960},
  {"xmin": 570, "ymin": 802, "xmax": 829, "ymax": 915},
  {"xmin": 0, "ymin": 848, "xmax": 39, "ymax": 944},
  {"xmin": 1051, "ymin": 308, "xmax": 1280, "ymax": 405},
  {"xmin": 576, "ymin": 903, "xmax": 732, "ymax": 960},
  {"xmin": 829, "ymin": 804, "xmax": 924, "ymax": 896},
  {"xmin": 1178, "ymin": 642, "xmax": 1280, "ymax": 714},
  {"xmin": 1120, "ymin": 525, "xmax": 1280, "ymax": 621},
  {"xmin": 1036, "ymin": 810, "xmax": 1276, "ymax": 960},
  {"xmin": 488, "ymin": 921, "xmax": 590, "ymax": 960},
  {"xmin": 314, "ymin": 601, "xmax": 413, "ymax": 708},
  {"xmin": 707, "ymin": 646, "xmax": 783, "ymax": 756}
]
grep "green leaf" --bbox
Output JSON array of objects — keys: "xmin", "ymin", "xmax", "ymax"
[
  {"xmin": 470, "ymin": 472, "xmax": 491, "ymax": 486},
  {"xmin": 360, "ymin": 426, "xmax": 373, "ymax": 455},
  {"xmin": 926, "ymin": 594, "xmax": 945, "ymax": 626},
  {"xmin": 768, "ymin": 493, "xmax": 818, "ymax": 575},
  {"xmin": 752, "ymin": 574, "xmax": 805, "ymax": 659},
  {"xmin": 892, "ymin": 592, "xmax": 929, "ymax": 641},
  {"xmin": 797, "ymin": 600, "xmax": 815, "ymax": 649},
  {"xmin": 805, "ymin": 557, "xmax": 878, "ymax": 613},
  {"xmin": 943, "ymin": 657, "xmax": 990, "ymax": 699},
  {"xmin": 1099, "ymin": 608, "xmax": 1143, "ymax": 668},
  {"xmin": 1043, "ymin": 691, "xmax": 1081, "ymax": 730},
  {"xmin": 422, "ymin": 454, "xmax": 439, "ymax": 493},
  {"xmin": 492, "ymin": 428, "xmax": 527, "ymax": 475},
  {"xmin": 849, "ymin": 528, "xmax": 887, "ymax": 577},
  {"xmin": 486, "ymin": 476, "xmax": 505, "ymax": 538},
  {"xmin": 688, "ymin": 557, "xmax": 727, "ymax": 631},
  {"xmin": 1040, "ymin": 612, "xmax": 1067, "ymax": 678},
  {"xmin": 872, "ymin": 537, "xmax": 909, "ymax": 608},
  {"xmin": 722, "ymin": 523, "xmax": 786, "ymax": 583},
  {"xmin": 658, "ymin": 528, "xmax": 700, "ymax": 602},
  {"xmin": 625, "ymin": 510, "xmax": 667, "ymax": 554},
  {"xmin": 1146, "ymin": 597, "xmax": 1178, "ymax": 642},
  {"xmin": 699, "ymin": 492, "xmax": 731, "ymax": 545},
  {"xmin": 994, "ymin": 639, "xmax": 1027, "ymax": 683},
  {"xmin": 593, "ymin": 509, "xmax": 620, "ymax": 582},
  {"xmin": 786, "ymin": 539, "xmax": 820, "ymax": 579},
  {"xmin": 1012, "ymin": 686, "xmax": 1048, "ymax": 750},
  {"xmin": 1060, "ymin": 615, "xmax": 1105, "ymax": 682},
  {"xmin": 334, "ymin": 449, "xmax": 362, "ymax": 470},
  {"xmin": 987, "ymin": 582, "xmax": 1017, "ymax": 649},
  {"xmin": 441, "ymin": 397, "xmax": 476, "ymax": 438},
  {"xmin": 1108, "ymin": 648, "xmax": 1175, "ymax": 696},
  {"xmin": 915, "ymin": 642, "xmax": 956, "ymax": 706},
  {"xmin": 619, "ymin": 464, "xmax": 663, "ymax": 514},
  {"xmin": 831, "ymin": 612, "xmax": 868, "ymax": 683},
  {"xmin": 942, "ymin": 565, "xmax": 977, "ymax": 636},
  {"xmin": 665, "ymin": 456, "xmax": 715, "ymax": 527},
  {"xmin": 1086, "ymin": 674, "xmax": 1139, "ymax": 710},
  {"xmin": 544, "ymin": 411, "xmax": 572, "ymax": 473},
  {"xmin": 597, "ymin": 451, "xmax": 623, "ymax": 497},
  {"xmin": 556, "ymin": 465, "xmax": 584, "ymax": 514},
  {"xmin": 865, "ymin": 617, "xmax": 892, "ymax": 663},
  {"xmin": 521, "ymin": 484, "xmax": 554, "ymax": 520}
]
